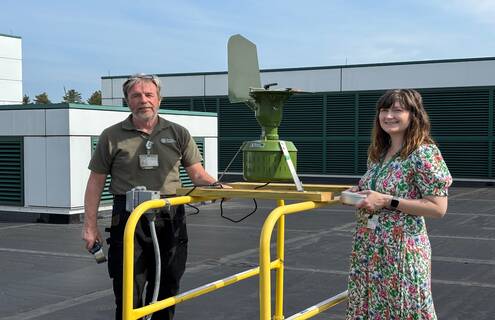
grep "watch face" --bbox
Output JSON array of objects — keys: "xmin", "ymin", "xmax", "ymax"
[{"xmin": 391, "ymin": 198, "xmax": 400, "ymax": 209}]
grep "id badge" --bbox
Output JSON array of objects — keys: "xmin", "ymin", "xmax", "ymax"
[
  {"xmin": 139, "ymin": 154, "xmax": 159, "ymax": 169},
  {"xmin": 367, "ymin": 215, "xmax": 379, "ymax": 230}
]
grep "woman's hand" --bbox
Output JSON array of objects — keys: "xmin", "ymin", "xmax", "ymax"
[
  {"xmin": 347, "ymin": 186, "xmax": 360, "ymax": 192},
  {"xmin": 355, "ymin": 190, "xmax": 392, "ymax": 211}
]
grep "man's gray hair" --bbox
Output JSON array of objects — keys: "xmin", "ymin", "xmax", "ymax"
[{"xmin": 122, "ymin": 73, "xmax": 162, "ymax": 100}]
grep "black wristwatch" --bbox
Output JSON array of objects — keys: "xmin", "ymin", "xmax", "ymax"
[{"xmin": 390, "ymin": 197, "xmax": 400, "ymax": 210}]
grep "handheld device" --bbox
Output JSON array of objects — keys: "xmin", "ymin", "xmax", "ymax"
[
  {"xmin": 340, "ymin": 190, "xmax": 366, "ymax": 206},
  {"xmin": 88, "ymin": 241, "xmax": 107, "ymax": 264}
]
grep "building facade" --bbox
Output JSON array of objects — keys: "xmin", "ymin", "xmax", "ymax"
[
  {"xmin": 102, "ymin": 57, "xmax": 495, "ymax": 183},
  {"xmin": 0, "ymin": 103, "xmax": 218, "ymax": 222},
  {"xmin": 0, "ymin": 33, "xmax": 22, "ymax": 105}
]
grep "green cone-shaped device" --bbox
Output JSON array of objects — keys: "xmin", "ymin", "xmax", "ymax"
[{"xmin": 228, "ymin": 34, "xmax": 298, "ymax": 182}]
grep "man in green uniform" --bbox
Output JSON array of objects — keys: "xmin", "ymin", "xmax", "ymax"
[{"xmin": 82, "ymin": 74, "xmax": 220, "ymax": 320}]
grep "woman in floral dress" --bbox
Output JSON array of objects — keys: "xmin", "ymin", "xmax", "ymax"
[{"xmin": 345, "ymin": 89, "xmax": 452, "ymax": 320}]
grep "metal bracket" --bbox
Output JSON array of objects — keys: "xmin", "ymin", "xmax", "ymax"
[{"xmin": 279, "ymin": 141, "xmax": 304, "ymax": 192}]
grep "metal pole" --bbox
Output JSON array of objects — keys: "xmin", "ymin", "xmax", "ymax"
[{"xmin": 274, "ymin": 199, "xmax": 285, "ymax": 320}]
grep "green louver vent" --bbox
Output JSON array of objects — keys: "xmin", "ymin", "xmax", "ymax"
[
  {"xmin": 193, "ymin": 97, "xmax": 218, "ymax": 113},
  {"xmin": 357, "ymin": 140, "xmax": 371, "ymax": 175},
  {"xmin": 218, "ymin": 139, "xmax": 244, "ymax": 173},
  {"xmin": 0, "ymin": 137, "xmax": 23, "ymax": 206},
  {"xmin": 492, "ymin": 141, "xmax": 495, "ymax": 179},
  {"xmin": 357, "ymin": 92, "xmax": 383, "ymax": 137},
  {"xmin": 421, "ymin": 89, "xmax": 489, "ymax": 136},
  {"xmin": 219, "ymin": 97, "xmax": 259, "ymax": 138},
  {"xmin": 290, "ymin": 140, "xmax": 323, "ymax": 174},
  {"xmin": 90, "ymin": 137, "xmax": 113, "ymax": 203},
  {"xmin": 279, "ymin": 94, "xmax": 324, "ymax": 137},
  {"xmin": 161, "ymin": 97, "xmax": 192, "ymax": 111},
  {"xmin": 437, "ymin": 141, "xmax": 488, "ymax": 178},
  {"xmin": 168, "ymin": 85, "xmax": 493, "ymax": 181},
  {"xmin": 326, "ymin": 93, "xmax": 356, "ymax": 136},
  {"xmin": 326, "ymin": 141, "xmax": 356, "ymax": 175},
  {"xmin": 179, "ymin": 138, "xmax": 204, "ymax": 187}
]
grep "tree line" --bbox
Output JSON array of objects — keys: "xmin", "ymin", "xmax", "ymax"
[{"xmin": 23, "ymin": 89, "xmax": 102, "ymax": 105}]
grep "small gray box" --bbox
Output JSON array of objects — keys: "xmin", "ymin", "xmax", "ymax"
[{"xmin": 125, "ymin": 186, "xmax": 160, "ymax": 212}]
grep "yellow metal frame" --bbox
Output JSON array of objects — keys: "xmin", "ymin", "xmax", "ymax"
[{"xmin": 122, "ymin": 183, "xmax": 350, "ymax": 320}]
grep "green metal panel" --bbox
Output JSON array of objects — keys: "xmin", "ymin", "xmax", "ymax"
[
  {"xmin": 357, "ymin": 140, "xmax": 370, "ymax": 175},
  {"xmin": 90, "ymin": 137, "xmax": 113, "ymax": 202},
  {"xmin": 179, "ymin": 138, "xmax": 204, "ymax": 187},
  {"xmin": 219, "ymin": 97, "xmax": 259, "ymax": 138},
  {"xmin": 326, "ymin": 93, "xmax": 356, "ymax": 136},
  {"xmin": 325, "ymin": 141, "xmax": 355, "ymax": 174},
  {"xmin": 0, "ymin": 137, "xmax": 23, "ymax": 206},
  {"xmin": 289, "ymin": 139, "xmax": 323, "ymax": 174},
  {"xmin": 489, "ymin": 88, "xmax": 494, "ymax": 178},
  {"xmin": 217, "ymin": 138, "xmax": 244, "ymax": 173},
  {"xmin": 357, "ymin": 92, "xmax": 383, "ymax": 137},
  {"xmin": 279, "ymin": 94, "xmax": 324, "ymax": 137},
  {"xmin": 325, "ymin": 93, "xmax": 357, "ymax": 175},
  {"xmin": 420, "ymin": 89, "xmax": 490, "ymax": 136},
  {"xmin": 193, "ymin": 97, "xmax": 218, "ymax": 113},
  {"xmin": 175, "ymin": 85, "xmax": 495, "ymax": 180},
  {"xmin": 437, "ymin": 141, "xmax": 488, "ymax": 178},
  {"xmin": 161, "ymin": 97, "xmax": 192, "ymax": 111}
]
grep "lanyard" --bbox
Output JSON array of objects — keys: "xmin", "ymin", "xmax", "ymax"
[{"xmin": 369, "ymin": 151, "xmax": 400, "ymax": 191}]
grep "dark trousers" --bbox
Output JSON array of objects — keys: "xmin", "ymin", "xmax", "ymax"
[{"xmin": 107, "ymin": 197, "xmax": 188, "ymax": 320}]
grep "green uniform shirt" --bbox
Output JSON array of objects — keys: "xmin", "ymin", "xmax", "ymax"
[{"xmin": 89, "ymin": 115, "xmax": 202, "ymax": 195}]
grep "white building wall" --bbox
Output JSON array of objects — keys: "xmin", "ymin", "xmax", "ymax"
[
  {"xmin": 0, "ymin": 109, "xmax": 46, "ymax": 135},
  {"xmin": 101, "ymin": 58, "xmax": 495, "ymax": 102},
  {"xmin": 0, "ymin": 34, "xmax": 22, "ymax": 105},
  {"xmin": 24, "ymin": 137, "xmax": 47, "ymax": 207},
  {"xmin": 341, "ymin": 60, "xmax": 495, "ymax": 91},
  {"xmin": 69, "ymin": 136, "xmax": 92, "ymax": 208},
  {"xmin": 1, "ymin": 105, "xmax": 218, "ymax": 218},
  {"xmin": 204, "ymin": 74, "xmax": 228, "ymax": 96},
  {"xmin": 45, "ymin": 136, "xmax": 71, "ymax": 208},
  {"xmin": 203, "ymin": 137, "xmax": 218, "ymax": 179}
]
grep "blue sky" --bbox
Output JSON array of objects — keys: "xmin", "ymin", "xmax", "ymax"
[{"xmin": 1, "ymin": 0, "xmax": 494, "ymax": 102}]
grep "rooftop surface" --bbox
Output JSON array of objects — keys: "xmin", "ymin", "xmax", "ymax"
[{"xmin": 1, "ymin": 186, "xmax": 494, "ymax": 320}]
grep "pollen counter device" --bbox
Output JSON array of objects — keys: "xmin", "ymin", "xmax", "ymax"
[{"xmin": 228, "ymin": 34, "xmax": 300, "ymax": 186}]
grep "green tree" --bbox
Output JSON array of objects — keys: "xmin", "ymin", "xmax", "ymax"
[
  {"xmin": 87, "ymin": 90, "xmax": 102, "ymax": 105},
  {"xmin": 22, "ymin": 94, "xmax": 30, "ymax": 104},
  {"xmin": 63, "ymin": 89, "xmax": 83, "ymax": 103},
  {"xmin": 34, "ymin": 92, "xmax": 51, "ymax": 104}
]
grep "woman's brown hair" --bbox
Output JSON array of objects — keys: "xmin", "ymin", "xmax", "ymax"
[{"xmin": 368, "ymin": 89, "xmax": 434, "ymax": 163}]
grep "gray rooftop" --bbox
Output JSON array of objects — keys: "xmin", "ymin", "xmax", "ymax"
[{"xmin": 1, "ymin": 186, "xmax": 494, "ymax": 319}]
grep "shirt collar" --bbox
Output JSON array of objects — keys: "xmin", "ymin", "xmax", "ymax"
[{"xmin": 122, "ymin": 115, "xmax": 171, "ymax": 132}]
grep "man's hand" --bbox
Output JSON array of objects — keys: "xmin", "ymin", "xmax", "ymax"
[
  {"xmin": 82, "ymin": 224, "xmax": 102, "ymax": 250},
  {"xmin": 82, "ymin": 171, "xmax": 107, "ymax": 250}
]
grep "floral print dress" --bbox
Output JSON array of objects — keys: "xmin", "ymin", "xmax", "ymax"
[{"xmin": 346, "ymin": 144, "xmax": 452, "ymax": 320}]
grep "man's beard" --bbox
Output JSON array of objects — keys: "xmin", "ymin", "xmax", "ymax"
[{"xmin": 133, "ymin": 105, "xmax": 157, "ymax": 122}]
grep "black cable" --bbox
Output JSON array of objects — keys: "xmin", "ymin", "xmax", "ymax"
[
  {"xmin": 254, "ymin": 182, "xmax": 270, "ymax": 190},
  {"xmin": 220, "ymin": 197, "xmax": 258, "ymax": 223},
  {"xmin": 186, "ymin": 203, "xmax": 200, "ymax": 216},
  {"xmin": 184, "ymin": 183, "xmax": 223, "ymax": 216},
  {"xmin": 219, "ymin": 182, "xmax": 271, "ymax": 223},
  {"xmin": 183, "ymin": 181, "xmax": 272, "ymax": 223}
]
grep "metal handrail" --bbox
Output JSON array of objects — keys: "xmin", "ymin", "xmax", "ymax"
[{"xmin": 122, "ymin": 193, "xmax": 348, "ymax": 320}]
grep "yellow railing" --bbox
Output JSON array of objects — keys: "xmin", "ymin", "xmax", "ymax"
[
  {"xmin": 259, "ymin": 199, "xmax": 348, "ymax": 320},
  {"xmin": 122, "ymin": 184, "xmax": 349, "ymax": 320}
]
